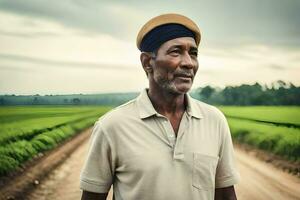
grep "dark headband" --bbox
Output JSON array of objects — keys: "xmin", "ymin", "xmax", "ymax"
[{"xmin": 140, "ymin": 23, "xmax": 196, "ymax": 52}]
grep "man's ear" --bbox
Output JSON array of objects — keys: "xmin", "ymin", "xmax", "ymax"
[{"xmin": 140, "ymin": 52, "xmax": 153, "ymax": 75}]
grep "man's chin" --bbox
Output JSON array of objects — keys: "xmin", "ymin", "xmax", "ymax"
[
  {"xmin": 159, "ymin": 82, "xmax": 192, "ymax": 95},
  {"xmin": 172, "ymin": 85, "xmax": 192, "ymax": 94}
]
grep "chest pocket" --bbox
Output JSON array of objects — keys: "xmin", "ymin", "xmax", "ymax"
[{"xmin": 192, "ymin": 153, "xmax": 219, "ymax": 190}]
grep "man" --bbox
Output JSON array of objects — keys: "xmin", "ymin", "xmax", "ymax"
[{"xmin": 80, "ymin": 13, "xmax": 240, "ymax": 200}]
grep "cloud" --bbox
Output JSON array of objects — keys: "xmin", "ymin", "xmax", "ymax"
[
  {"xmin": 0, "ymin": 0, "xmax": 299, "ymax": 46},
  {"xmin": 0, "ymin": 0, "xmax": 144, "ymax": 40},
  {"xmin": 0, "ymin": 53, "xmax": 138, "ymax": 70},
  {"xmin": 0, "ymin": 30, "xmax": 59, "ymax": 38},
  {"xmin": 268, "ymin": 64, "xmax": 286, "ymax": 70},
  {"xmin": 0, "ymin": 65, "xmax": 36, "ymax": 72}
]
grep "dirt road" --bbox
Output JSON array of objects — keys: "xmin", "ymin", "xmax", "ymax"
[
  {"xmin": 26, "ymin": 133, "xmax": 300, "ymax": 200},
  {"xmin": 234, "ymin": 149, "xmax": 300, "ymax": 200}
]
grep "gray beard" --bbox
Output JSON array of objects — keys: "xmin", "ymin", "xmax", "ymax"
[{"xmin": 155, "ymin": 75, "xmax": 190, "ymax": 95}]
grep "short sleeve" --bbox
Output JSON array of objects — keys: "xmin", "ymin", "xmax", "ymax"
[
  {"xmin": 215, "ymin": 113, "xmax": 240, "ymax": 188},
  {"xmin": 80, "ymin": 121, "xmax": 114, "ymax": 193}
]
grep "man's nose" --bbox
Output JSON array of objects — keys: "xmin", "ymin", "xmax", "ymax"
[{"xmin": 180, "ymin": 52, "xmax": 195, "ymax": 69}]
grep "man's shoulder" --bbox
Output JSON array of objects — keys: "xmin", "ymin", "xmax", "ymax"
[
  {"xmin": 190, "ymin": 97, "xmax": 226, "ymax": 121},
  {"xmin": 95, "ymin": 98, "xmax": 138, "ymax": 126}
]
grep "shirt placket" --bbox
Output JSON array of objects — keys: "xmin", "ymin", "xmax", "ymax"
[
  {"xmin": 161, "ymin": 118, "xmax": 176, "ymax": 148},
  {"xmin": 173, "ymin": 113, "xmax": 189, "ymax": 160},
  {"xmin": 160, "ymin": 112, "xmax": 190, "ymax": 160}
]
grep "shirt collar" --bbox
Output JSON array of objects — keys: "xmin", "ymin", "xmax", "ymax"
[
  {"xmin": 137, "ymin": 89, "xmax": 203, "ymax": 119},
  {"xmin": 185, "ymin": 93, "xmax": 203, "ymax": 119},
  {"xmin": 136, "ymin": 89, "xmax": 158, "ymax": 119}
]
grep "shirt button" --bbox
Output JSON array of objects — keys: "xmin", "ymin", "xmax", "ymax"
[{"xmin": 169, "ymin": 134, "xmax": 174, "ymax": 138}]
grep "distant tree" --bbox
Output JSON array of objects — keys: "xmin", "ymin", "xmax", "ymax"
[
  {"xmin": 33, "ymin": 97, "xmax": 39, "ymax": 104},
  {"xmin": 272, "ymin": 80, "xmax": 288, "ymax": 89},
  {"xmin": 0, "ymin": 98, "xmax": 4, "ymax": 105},
  {"xmin": 200, "ymin": 86, "xmax": 215, "ymax": 100},
  {"xmin": 72, "ymin": 98, "xmax": 81, "ymax": 104}
]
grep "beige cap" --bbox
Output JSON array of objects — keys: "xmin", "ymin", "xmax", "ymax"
[{"xmin": 136, "ymin": 13, "xmax": 201, "ymax": 50}]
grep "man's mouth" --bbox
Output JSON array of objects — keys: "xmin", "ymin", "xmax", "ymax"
[{"xmin": 175, "ymin": 74, "xmax": 193, "ymax": 80}]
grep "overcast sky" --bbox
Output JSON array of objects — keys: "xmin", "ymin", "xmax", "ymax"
[{"xmin": 0, "ymin": 0, "xmax": 299, "ymax": 95}]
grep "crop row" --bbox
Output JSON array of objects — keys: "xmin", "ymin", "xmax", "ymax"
[
  {"xmin": 0, "ymin": 106, "xmax": 111, "ymax": 176},
  {"xmin": 227, "ymin": 118, "xmax": 300, "ymax": 161},
  {"xmin": 219, "ymin": 106, "xmax": 300, "ymax": 126},
  {"xmin": 0, "ymin": 107, "xmax": 111, "ymax": 145},
  {"xmin": 0, "ymin": 116, "xmax": 103, "ymax": 176}
]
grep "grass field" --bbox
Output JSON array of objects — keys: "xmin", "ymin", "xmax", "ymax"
[
  {"xmin": 219, "ymin": 106, "xmax": 300, "ymax": 161},
  {"xmin": 218, "ymin": 106, "xmax": 300, "ymax": 126},
  {"xmin": 0, "ymin": 106, "xmax": 111, "ymax": 176},
  {"xmin": 227, "ymin": 118, "xmax": 300, "ymax": 160}
]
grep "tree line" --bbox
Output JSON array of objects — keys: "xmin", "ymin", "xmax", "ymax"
[
  {"xmin": 191, "ymin": 80, "xmax": 300, "ymax": 105},
  {"xmin": 0, "ymin": 93, "xmax": 138, "ymax": 106}
]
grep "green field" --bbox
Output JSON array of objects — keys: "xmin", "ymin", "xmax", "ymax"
[
  {"xmin": 219, "ymin": 106, "xmax": 300, "ymax": 161},
  {"xmin": 0, "ymin": 106, "xmax": 111, "ymax": 175},
  {"xmin": 218, "ymin": 106, "xmax": 300, "ymax": 126}
]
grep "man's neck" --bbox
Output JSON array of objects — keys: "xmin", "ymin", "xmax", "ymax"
[{"xmin": 147, "ymin": 88, "xmax": 186, "ymax": 117}]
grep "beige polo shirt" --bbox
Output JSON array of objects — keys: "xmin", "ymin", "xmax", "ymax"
[{"xmin": 80, "ymin": 89, "xmax": 240, "ymax": 200}]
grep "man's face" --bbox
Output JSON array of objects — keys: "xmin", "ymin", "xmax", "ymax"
[{"xmin": 150, "ymin": 37, "xmax": 199, "ymax": 94}]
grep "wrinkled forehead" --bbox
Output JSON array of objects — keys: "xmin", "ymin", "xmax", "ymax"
[{"xmin": 160, "ymin": 37, "xmax": 198, "ymax": 50}]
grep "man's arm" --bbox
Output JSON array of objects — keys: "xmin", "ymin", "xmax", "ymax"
[
  {"xmin": 215, "ymin": 186, "xmax": 237, "ymax": 200},
  {"xmin": 81, "ymin": 191, "xmax": 108, "ymax": 200}
]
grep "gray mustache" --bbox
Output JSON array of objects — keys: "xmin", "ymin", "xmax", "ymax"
[{"xmin": 174, "ymin": 71, "xmax": 194, "ymax": 77}]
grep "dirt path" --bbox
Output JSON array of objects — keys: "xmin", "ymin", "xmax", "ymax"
[
  {"xmin": 25, "ymin": 134, "xmax": 89, "ymax": 200},
  {"xmin": 234, "ymin": 149, "xmax": 300, "ymax": 200},
  {"xmin": 25, "ymin": 132, "xmax": 300, "ymax": 200},
  {"xmin": 25, "ymin": 130, "xmax": 113, "ymax": 200}
]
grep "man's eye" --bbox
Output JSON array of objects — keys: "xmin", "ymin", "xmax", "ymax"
[
  {"xmin": 190, "ymin": 51, "xmax": 198, "ymax": 57},
  {"xmin": 170, "ymin": 49, "xmax": 180, "ymax": 54}
]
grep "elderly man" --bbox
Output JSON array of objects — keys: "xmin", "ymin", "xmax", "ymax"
[{"xmin": 80, "ymin": 13, "xmax": 240, "ymax": 200}]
